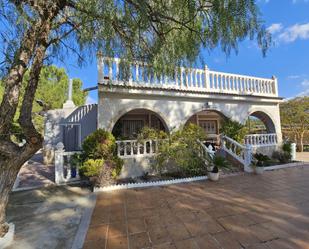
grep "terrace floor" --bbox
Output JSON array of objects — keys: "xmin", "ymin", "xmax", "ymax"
[{"xmin": 84, "ymin": 165, "xmax": 309, "ymax": 249}]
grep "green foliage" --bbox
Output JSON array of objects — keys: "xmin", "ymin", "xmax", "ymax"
[
  {"xmin": 210, "ymin": 155, "xmax": 230, "ymax": 173},
  {"xmin": 81, "ymin": 129, "xmax": 116, "ymax": 161},
  {"xmin": 137, "ymin": 127, "xmax": 168, "ymax": 142},
  {"xmin": 282, "ymin": 142, "xmax": 292, "ymax": 155},
  {"xmin": 280, "ymin": 97, "xmax": 309, "ymax": 152},
  {"xmin": 155, "ymin": 124, "xmax": 207, "ymax": 177},
  {"xmin": 79, "ymin": 159, "xmax": 104, "ymax": 177},
  {"xmin": 253, "ymin": 153, "xmax": 271, "ymax": 167},
  {"xmin": 220, "ymin": 118, "xmax": 248, "ymax": 143},
  {"xmin": 272, "ymin": 151, "xmax": 291, "ymax": 164},
  {"xmin": 78, "ymin": 129, "xmax": 123, "ymax": 180},
  {"xmin": 0, "ymin": 0, "xmax": 271, "ymax": 79},
  {"xmin": 111, "ymin": 156, "xmax": 124, "ymax": 179},
  {"xmin": 0, "ymin": 65, "xmax": 87, "ymax": 136}
]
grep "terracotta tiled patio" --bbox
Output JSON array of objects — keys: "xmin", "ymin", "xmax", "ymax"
[{"xmin": 84, "ymin": 166, "xmax": 309, "ymax": 249}]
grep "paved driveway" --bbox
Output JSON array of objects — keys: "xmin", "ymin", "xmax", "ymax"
[{"xmin": 84, "ymin": 166, "xmax": 309, "ymax": 249}]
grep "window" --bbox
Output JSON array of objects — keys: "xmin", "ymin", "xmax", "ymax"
[
  {"xmin": 123, "ymin": 120, "xmax": 144, "ymax": 138},
  {"xmin": 198, "ymin": 120, "xmax": 217, "ymax": 134}
]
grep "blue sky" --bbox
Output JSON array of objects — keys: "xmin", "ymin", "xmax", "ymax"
[{"xmin": 58, "ymin": 0, "xmax": 309, "ymax": 104}]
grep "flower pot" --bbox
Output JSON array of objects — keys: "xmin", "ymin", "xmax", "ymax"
[
  {"xmin": 255, "ymin": 167, "xmax": 264, "ymax": 175},
  {"xmin": 208, "ymin": 172, "xmax": 220, "ymax": 181},
  {"xmin": 0, "ymin": 223, "xmax": 15, "ymax": 249}
]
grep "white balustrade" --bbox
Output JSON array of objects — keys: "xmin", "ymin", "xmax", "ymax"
[
  {"xmin": 220, "ymin": 135, "xmax": 253, "ymax": 172},
  {"xmin": 245, "ymin": 133, "xmax": 278, "ymax": 147},
  {"xmin": 54, "ymin": 142, "xmax": 81, "ymax": 185},
  {"xmin": 197, "ymin": 140, "xmax": 215, "ymax": 160},
  {"xmin": 98, "ymin": 57, "xmax": 278, "ymax": 97},
  {"xmin": 116, "ymin": 139, "xmax": 159, "ymax": 158}
]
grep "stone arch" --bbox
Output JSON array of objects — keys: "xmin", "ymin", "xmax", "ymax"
[
  {"xmin": 107, "ymin": 104, "xmax": 170, "ymax": 133},
  {"xmin": 110, "ymin": 108, "xmax": 169, "ymax": 139},
  {"xmin": 180, "ymin": 106, "xmax": 232, "ymax": 129},
  {"xmin": 246, "ymin": 109, "xmax": 277, "ymax": 134}
]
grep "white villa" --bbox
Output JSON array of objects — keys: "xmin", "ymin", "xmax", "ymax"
[{"xmin": 44, "ymin": 55, "xmax": 283, "ymax": 183}]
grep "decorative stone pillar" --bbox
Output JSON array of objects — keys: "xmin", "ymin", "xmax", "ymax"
[
  {"xmin": 54, "ymin": 142, "xmax": 65, "ymax": 184},
  {"xmin": 63, "ymin": 79, "xmax": 76, "ymax": 109},
  {"xmin": 291, "ymin": 143, "xmax": 297, "ymax": 161},
  {"xmin": 244, "ymin": 144, "xmax": 253, "ymax": 173}
]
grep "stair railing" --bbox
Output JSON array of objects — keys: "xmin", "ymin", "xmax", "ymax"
[{"xmin": 220, "ymin": 135, "xmax": 253, "ymax": 172}]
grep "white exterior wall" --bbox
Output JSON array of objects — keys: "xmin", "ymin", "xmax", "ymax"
[{"xmin": 98, "ymin": 86, "xmax": 283, "ymax": 145}]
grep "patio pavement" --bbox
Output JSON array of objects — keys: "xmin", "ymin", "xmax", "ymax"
[
  {"xmin": 84, "ymin": 165, "xmax": 309, "ymax": 249},
  {"xmin": 296, "ymin": 152, "xmax": 309, "ymax": 162}
]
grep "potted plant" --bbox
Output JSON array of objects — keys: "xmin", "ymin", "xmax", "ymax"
[
  {"xmin": 254, "ymin": 160, "xmax": 265, "ymax": 174},
  {"xmin": 252, "ymin": 153, "xmax": 270, "ymax": 174},
  {"xmin": 208, "ymin": 155, "xmax": 229, "ymax": 181}
]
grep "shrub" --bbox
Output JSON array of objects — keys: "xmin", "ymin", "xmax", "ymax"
[
  {"xmin": 79, "ymin": 159, "xmax": 104, "ymax": 177},
  {"xmin": 253, "ymin": 153, "xmax": 271, "ymax": 167},
  {"xmin": 81, "ymin": 129, "xmax": 116, "ymax": 161},
  {"xmin": 220, "ymin": 118, "xmax": 248, "ymax": 143},
  {"xmin": 210, "ymin": 155, "xmax": 230, "ymax": 173},
  {"xmin": 76, "ymin": 129, "xmax": 124, "ymax": 184},
  {"xmin": 272, "ymin": 151, "xmax": 291, "ymax": 164},
  {"xmin": 137, "ymin": 126, "xmax": 168, "ymax": 142},
  {"xmin": 155, "ymin": 124, "xmax": 207, "ymax": 177}
]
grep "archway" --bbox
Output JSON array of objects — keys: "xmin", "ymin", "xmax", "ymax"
[
  {"xmin": 112, "ymin": 108, "xmax": 168, "ymax": 139},
  {"xmin": 246, "ymin": 111, "xmax": 276, "ymax": 134},
  {"xmin": 185, "ymin": 110, "xmax": 227, "ymax": 145}
]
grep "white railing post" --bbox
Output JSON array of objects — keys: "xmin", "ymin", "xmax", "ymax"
[
  {"xmin": 272, "ymin": 76, "xmax": 278, "ymax": 96},
  {"xmin": 205, "ymin": 65, "xmax": 210, "ymax": 89},
  {"xmin": 244, "ymin": 144, "xmax": 253, "ymax": 173},
  {"xmin": 97, "ymin": 52, "xmax": 104, "ymax": 83},
  {"xmin": 54, "ymin": 142, "xmax": 65, "ymax": 185},
  {"xmin": 291, "ymin": 143, "xmax": 296, "ymax": 161}
]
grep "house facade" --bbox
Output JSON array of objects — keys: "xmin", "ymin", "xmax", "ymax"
[{"xmin": 44, "ymin": 55, "xmax": 283, "ymax": 180}]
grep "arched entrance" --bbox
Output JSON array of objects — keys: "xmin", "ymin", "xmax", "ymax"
[
  {"xmin": 246, "ymin": 111, "xmax": 276, "ymax": 134},
  {"xmin": 185, "ymin": 110, "xmax": 226, "ymax": 145},
  {"xmin": 112, "ymin": 109, "xmax": 168, "ymax": 139}
]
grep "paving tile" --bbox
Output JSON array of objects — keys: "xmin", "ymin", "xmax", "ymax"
[
  {"xmin": 213, "ymin": 231, "xmax": 243, "ymax": 249},
  {"xmin": 153, "ymin": 242, "xmax": 177, "ymax": 249},
  {"xmin": 106, "ymin": 235, "xmax": 128, "ymax": 249},
  {"xmin": 194, "ymin": 234, "xmax": 220, "ymax": 249},
  {"xmin": 174, "ymin": 238, "xmax": 200, "ymax": 249},
  {"xmin": 128, "ymin": 218, "xmax": 146, "ymax": 234},
  {"xmin": 248, "ymin": 223, "xmax": 278, "ymax": 242},
  {"xmin": 167, "ymin": 224, "xmax": 191, "ymax": 241},
  {"xmin": 83, "ymin": 239, "xmax": 105, "ymax": 249},
  {"xmin": 145, "ymin": 215, "xmax": 165, "ymax": 229},
  {"xmin": 129, "ymin": 231, "xmax": 152, "ymax": 249},
  {"xmin": 85, "ymin": 224, "xmax": 108, "ymax": 241},
  {"xmin": 148, "ymin": 226, "xmax": 172, "ymax": 245},
  {"xmin": 108, "ymin": 222, "xmax": 127, "ymax": 238}
]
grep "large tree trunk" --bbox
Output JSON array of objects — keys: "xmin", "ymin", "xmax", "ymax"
[
  {"xmin": 0, "ymin": 143, "xmax": 41, "ymax": 237},
  {"xmin": 298, "ymin": 132, "xmax": 304, "ymax": 152},
  {"xmin": 0, "ymin": 0, "xmax": 67, "ymax": 237}
]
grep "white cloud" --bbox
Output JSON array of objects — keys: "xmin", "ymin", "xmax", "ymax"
[
  {"xmin": 85, "ymin": 96, "xmax": 97, "ymax": 104},
  {"xmin": 267, "ymin": 23, "xmax": 283, "ymax": 34},
  {"xmin": 288, "ymin": 75, "xmax": 301, "ymax": 79},
  {"xmin": 292, "ymin": 0, "xmax": 309, "ymax": 3},
  {"xmin": 301, "ymin": 79, "xmax": 309, "ymax": 86},
  {"xmin": 278, "ymin": 23, "xmax": 309, "ymax": 43}
]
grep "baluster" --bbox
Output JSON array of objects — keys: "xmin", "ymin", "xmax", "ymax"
[
  {"xmin": 195, "ymin": 70, "xmax": 198, "ymax": 88},
  {"xmin": 124, "ymin": 142, "xmax": 127, "ymax": 156},
  {"xmin": 115, "ymin": 59, "xmax": 119, "ymax": 82},
  {"xmin": 117, "ymin": 142, "xmax": 120, "ymax": 156},
  {"xmin": 129, "ymin": 64, "xmax": 133, "ymax": 85},
  {"xmin": 136, "ymin": 63, "xmax": 139, "ymax": 83},
  {"xmin": 175, "ymin": 68, "xmax": 178, "ymax": 87},
  {"xmin": 108, "ymin": 60, "xmax": 113, "ymax": 81},
  {"xmin": 130, "ymin": 141, "xmax": 133, "ymax": 155},
  {"xmin": 144, "ymin": 141, "xmax": 147, "ymax": 154}
]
